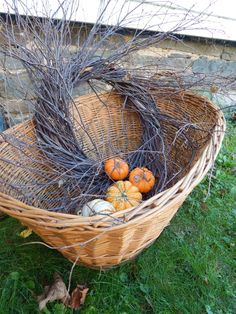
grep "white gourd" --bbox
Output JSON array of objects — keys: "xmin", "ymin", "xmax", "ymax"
[{"xmin": 80, "ymin": 199, "xmax": 115, "ymax": 217}]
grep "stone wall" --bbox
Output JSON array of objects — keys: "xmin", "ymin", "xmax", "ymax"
[
  {"xmin": 0, "ymin": 27, "xmax": 236, "ymax": 131},
  {"xmin": 133, "ymin": 40, "xmax": 236, "ymax": 73}
]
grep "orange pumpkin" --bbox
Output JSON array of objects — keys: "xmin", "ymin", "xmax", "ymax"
[
  {"xmin": 129, "ymin": 167, "xmax": 155, "ymax": 193},
  {"xmin": 106, "ymin": 180, "xmax": 142, "ymax": 211},
  {"xmin": 104, "ymin": 158, "xmax": 129, "ymax": 180}
]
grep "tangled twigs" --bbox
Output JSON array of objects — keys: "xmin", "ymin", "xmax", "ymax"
[{"xmin": 0, "ymin": 0, "xmax": 223, "ymax": 214}]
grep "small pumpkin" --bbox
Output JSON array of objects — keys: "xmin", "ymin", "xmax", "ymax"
[
  {"xmin": 104, "ymin": 157, "xmax": 129, "ymax": 180},
  {"xmin": 80, "ymin": 199, "xmax": 116, "ymax": 217},
  {"xmin": 106, "ymin": 180, "xmax": 142, "ymax": 211},
  {"xmin": 129, "ymin": 167, "xmax": 155, "ymax": 193}
]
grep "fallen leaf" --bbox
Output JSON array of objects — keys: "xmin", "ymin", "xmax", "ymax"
[
  {"xmin": 219, "ymin": 189, "xmax": 226, "ymax": 196},
  {"xmin": 19, "ymin": 228, "xmax": 33, "ymax": 238},
  {"xmin": 37, "ymin": 273, "xmax": 69, "ymax": 311},
  {"xmin": 210, "ymin": 84, "xmax": 219, "ymax": 93},
  {"xmin": 232, "ymin": 112, "xmax": 236, "ymax": 121},
  {"xmin": 67, "ymin": 285, "xmax": 89, "ymax": 309},
  {"xmin": 200, "ymin": 202, "xmax": 208, "ymax": 210}
]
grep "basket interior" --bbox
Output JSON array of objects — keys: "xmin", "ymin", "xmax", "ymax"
[{"xmin": 0, "ymin": 89, "xmax": 218, "ymax": 210}]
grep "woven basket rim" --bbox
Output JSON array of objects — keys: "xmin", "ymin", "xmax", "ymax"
[{"xmin": 0, "ymin": 90, "xmax": 226, "ymax": 230}]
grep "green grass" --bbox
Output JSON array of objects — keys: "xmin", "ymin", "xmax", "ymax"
[{"xmin": 0, "ymin": 122, "xmax": 235, "ymax": 314}]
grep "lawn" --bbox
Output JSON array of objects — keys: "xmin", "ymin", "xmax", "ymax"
[{"xmin": 0, "ymin": 121, "xmax": 235, "ymax": 314}]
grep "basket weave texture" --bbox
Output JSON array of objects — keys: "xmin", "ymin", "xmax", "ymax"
[{"xmin": 0, "ymin": 90, "xmax": 225, "ymax": 268}]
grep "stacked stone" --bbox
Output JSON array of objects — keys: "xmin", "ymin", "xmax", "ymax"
[{"xmin": 0, "ymin": 26, "xmax": 235, "ymax": 129}]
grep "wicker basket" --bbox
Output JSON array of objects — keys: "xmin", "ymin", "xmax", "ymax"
[{"xmin": 0, "ymin": 89, "xmax": 225, "ymax": 268}]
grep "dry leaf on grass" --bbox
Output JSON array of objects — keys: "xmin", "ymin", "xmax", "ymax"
[
  {"xmin": 66, "ymin": 285, "xmax": 89, "ymax": 309},
  {"xmin": 19, "ymin": 228, "xmax": 33, "ymax": 238},
  {"xmin": 37, "ymin": 273, "xmax": 69, "ymax": 311}
]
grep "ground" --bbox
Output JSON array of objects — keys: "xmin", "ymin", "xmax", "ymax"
[{"xmin": 0, "ymin": 121, "xmax": 235, "ymax": 314}]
